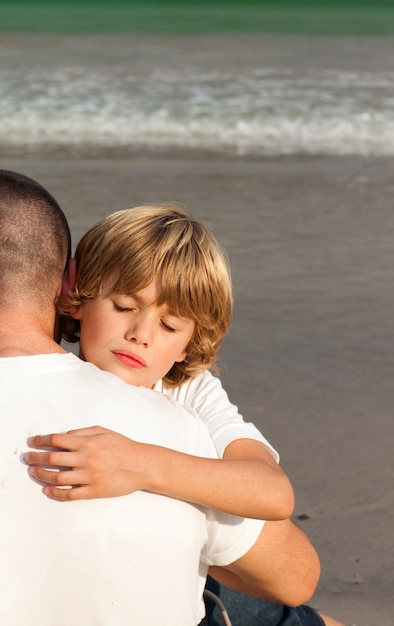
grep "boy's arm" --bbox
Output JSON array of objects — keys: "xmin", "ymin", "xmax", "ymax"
[
  {"xmin": 222, "ymin": 437, "xmax": 294, "ymax": 518},
  {"xmin": 210, "ymin": 518, "xmax": 321, "ymax": 607},
  {"xmin": 25, "ymin": 426, "xmax": 293, "ymax": 520}
]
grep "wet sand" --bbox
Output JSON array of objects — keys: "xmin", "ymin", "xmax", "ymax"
[{"xmin": 4, "ymin": 147, "xmax": 394, "ymax": 625}]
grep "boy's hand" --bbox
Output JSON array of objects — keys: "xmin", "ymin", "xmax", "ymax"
[{"xmin": 24, "ymin": 426, "xmax": 153, "ymax": 501}]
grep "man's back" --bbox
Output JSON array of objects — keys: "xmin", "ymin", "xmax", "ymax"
[{"xmin": 1, "ymin": 352, "xmax": 261, "ymax": 625}]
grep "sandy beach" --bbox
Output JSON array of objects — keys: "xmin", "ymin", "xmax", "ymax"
[{"xmin": 2, "ymin": 147, "xmax": 393, "ymax": 625}]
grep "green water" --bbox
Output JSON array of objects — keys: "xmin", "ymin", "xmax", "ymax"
[{"xmin": 1, "ymin": 1, "xmax": 394, "ymax": 34}]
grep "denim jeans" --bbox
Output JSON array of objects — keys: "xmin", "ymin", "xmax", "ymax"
[{"xmin": 199, "ymin": 576, "xmax": 325, "ymax": 626}]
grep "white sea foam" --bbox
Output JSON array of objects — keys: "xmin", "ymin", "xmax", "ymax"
[{"xmin": 1, "ymin": 66, "xmax": 393, "ymax": 155}]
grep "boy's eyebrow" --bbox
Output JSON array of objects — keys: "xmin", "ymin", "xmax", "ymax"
[
  {"xmin": 118, "ymin": 292, "xmax": 144, "ymax": 305},
  {"xmin": 118, "ymin": 291, "xmax": 157, "ymax": 308},
  {"xmin": 116, "ymin": 291, "xmax": 185, "ymax": 319},
  {"xmin": 165, "ymin": 306, "xmax": 182, "ymax": 318}
]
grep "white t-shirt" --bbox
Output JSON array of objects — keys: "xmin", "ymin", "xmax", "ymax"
[
  {"xmin": 0, "ymin": 353, "xmax": 263, "ymax": 626},
  {"xmin": 154, "ymin": 370, "xmax": 279, "ymax": 462}
]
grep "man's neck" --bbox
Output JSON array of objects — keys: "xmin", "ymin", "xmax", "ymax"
[{"xmin": 0, "ymin": 310, "xmax": 66, "ymax": 357}]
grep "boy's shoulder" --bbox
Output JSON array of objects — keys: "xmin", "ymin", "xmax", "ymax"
[{"xmin": 156, "ymin": 370, "xmax": 221, "ymax": 402}]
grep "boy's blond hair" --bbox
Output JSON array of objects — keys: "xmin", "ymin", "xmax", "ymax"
[{"xmin": 59, "ymin": 204, "xmax": 233, "ymax": 387}]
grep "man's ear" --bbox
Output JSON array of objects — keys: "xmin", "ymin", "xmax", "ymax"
[{"xmin": 61, "ymin": 258, "xmax": 77, "ymax": 295}]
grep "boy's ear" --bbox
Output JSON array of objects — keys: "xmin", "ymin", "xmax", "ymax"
[
  {"xmin": 61, "ymin": 258, "xmax": 77, "ymax": 295},
  {"xmin": 175, "ymin": 349, "xmax": 188, "ymax": 363}
]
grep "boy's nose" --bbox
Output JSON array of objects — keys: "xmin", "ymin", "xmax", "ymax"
[
  {"xmin": 124, "ymin": 320, "xmax": 151, "ymax": 347},
  {"xmin": 125, "ymin": 334, "xmax": 148, "ymax": 347}
]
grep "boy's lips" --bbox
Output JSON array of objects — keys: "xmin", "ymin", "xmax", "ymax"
[{"xmin": 112, "ymin": 350, "xmax": 146, "ymax": 369}]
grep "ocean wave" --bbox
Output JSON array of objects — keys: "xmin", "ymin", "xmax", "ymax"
[{"xmin": 1, "ymin": 67, "xmax": 394, "ymax": 155}]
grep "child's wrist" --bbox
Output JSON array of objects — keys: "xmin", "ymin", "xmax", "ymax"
[{"xmin": 135, "ymin": 443, "xmax": 168, "ymax": 495}]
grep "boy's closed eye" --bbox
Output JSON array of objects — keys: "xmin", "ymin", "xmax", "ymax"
[
  {"xmin": 112, "ymin": 301, "xmax": 136, "ymax": 313},
  {"xmin": 160, "ymin": 319, "xmax": 176, "ymax": 333}
]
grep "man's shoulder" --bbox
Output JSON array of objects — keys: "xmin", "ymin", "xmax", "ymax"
[{"xmin": 71, "ymin": 358, "xmax": 217, "ymax": 458}]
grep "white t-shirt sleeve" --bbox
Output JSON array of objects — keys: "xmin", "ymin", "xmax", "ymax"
[
  {"xmin": 154, "ymin": 371, "xmax": 279, "ymax": 462},
  {"xmin": 201, "ymin": 509, "xmax": 265, "ymax": 566}
]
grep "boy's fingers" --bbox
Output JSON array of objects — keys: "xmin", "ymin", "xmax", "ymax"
[
  {"xmin": 27, "ymin": 432, "xmax": 81, "ymax": 450},
  {"xmin": 43, "ymin": 485, "xmax": 92, "ymax": 501},
  {"xmin": 24, "ymin": 450, "xmax": 79, "ymax": 467},
  {"xmin": 67, "ymin": 425, "xmax": 107, "ymax": 436},
  {"xmin": 29, "ymin": 465, "xmax": 83, "ymax": 486}
]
